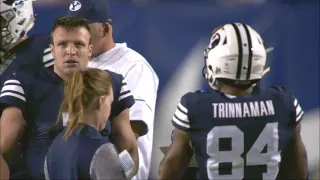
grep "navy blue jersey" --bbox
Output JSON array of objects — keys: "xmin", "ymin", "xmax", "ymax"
[
  {"xmin": 0, "ymin": 35, "xmax": 52, "ymax": 179},
  {"xmin": 172, "ymin": 87, "xmax": 304, "ymax": 180},
  {"xmin": 0, "ymin": 35, "xmax": 52, "ymax": 83},
  {"xmin": 0, "ymin": 68, "xmax": 134, "ymax": 179},
  {"xmin": 106, "ymin": 69, "xmax": 135, "ymax": 118},
  {"xmin": 0, "ymin": 68, "xmax": 64, "ymax": 179},
  {"xmin": 45, "ymin": 124, "xmax": 125, "ymax": 179}
]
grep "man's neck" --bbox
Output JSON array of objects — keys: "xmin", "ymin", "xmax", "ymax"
[
  {"xmin": 93, "ymin": 39, "xmax": 116, "ymax": 59},
  {"xmin": 220, "ymin": 84, "xmax": 254, "ymax": 96},
  {"xmin": 104, "ymin": 41, "xmax": 116, "ymax": 53}
]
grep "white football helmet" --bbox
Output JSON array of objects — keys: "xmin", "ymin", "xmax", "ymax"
[
  {"xmin": 203, "ymin": 23, "xmax": 268, "ymax": 89},
  {"xmin": 1, "ymin": 0, "xmax": 35, "ymax": 49}
]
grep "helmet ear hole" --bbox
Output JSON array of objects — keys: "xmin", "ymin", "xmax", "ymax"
[
  {"xmin": 210, "ymin": 33, "xmax": 221, "ymax": 50},
  {"xmin": 202, "ymin": 66, "xmax": 207, "ymax": 79},
  {"xmin": 208, "ymin": 65, "xmax": 213, "ymax": 71},
  {"xmin": 209, "ymin": 76, "xmax": 213, "ymax": 83},
  {"xmin": 223, "ymin": 37, "xmax": 227, "ymax": 45}
]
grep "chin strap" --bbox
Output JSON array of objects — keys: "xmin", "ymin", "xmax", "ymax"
[
  {"xmin": 266, "ymin": 47, "xmax": 274, "ymax": 53},
  {"xmin": 262, "ymin": 47, "xmax": 273, "ymax": 77},
  {"xmin": 262, "ymin": 66, "xmax": 272, "ymax": 78},
  {"xmin": 251, "ymin": 66, "xmax": 272, "ymax": 88}
]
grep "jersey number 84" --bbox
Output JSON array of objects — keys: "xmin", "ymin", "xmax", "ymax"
[{"xmin": 206, "ymin": 122, "xmax": 280, "ymax": 180}]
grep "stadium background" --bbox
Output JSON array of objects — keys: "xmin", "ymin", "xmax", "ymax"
[{"xmin": 29, "ymin": 0, "xmax": 319, "ymax": 179}]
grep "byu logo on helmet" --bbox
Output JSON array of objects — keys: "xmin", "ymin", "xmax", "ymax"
[{"xmin": 69, "ymin": 1, "xmax": 81, "ymax": 11}]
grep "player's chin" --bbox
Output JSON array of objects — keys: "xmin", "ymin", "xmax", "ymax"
[{"xmin": 63, "ymin": 66, "xmax": 81, "ymax": 75}]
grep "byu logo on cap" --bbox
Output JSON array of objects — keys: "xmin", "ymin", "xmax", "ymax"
[{"xmin": 69, "ymin": 1, "xmax": 81, "ymax": 11}]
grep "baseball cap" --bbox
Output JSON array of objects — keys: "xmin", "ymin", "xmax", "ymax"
[{"xmin": 66, "ymin": 0, "xmax": 112, "ymax": 24}]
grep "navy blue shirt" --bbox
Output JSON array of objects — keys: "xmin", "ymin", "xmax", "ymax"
[
  {"xmin": 45, "ymin": 124, "xmax": 125, "ymax": 179},
  {"xmin": 0, "ymin": 68, "xmax": 64, "ymax": 179},
  {"xmin": 0, "ymin": 68, "xmax": 134, "ymax": 179},
  {"xmin": 0, "ymin": 35, "xmax": 53, "ymax": 179},
  {"xmin": 172, "ymin": 86, "xmax": 304, "ymax": 180}
]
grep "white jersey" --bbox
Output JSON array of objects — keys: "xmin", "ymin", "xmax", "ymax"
[{"xmin": 88, "ymin": 43, "xmax": 159, "ymax": 180}]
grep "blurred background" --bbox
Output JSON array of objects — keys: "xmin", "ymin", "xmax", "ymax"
[{"xmin": 30, "ymin": 0, "xmax": 319, "ymax": 179}]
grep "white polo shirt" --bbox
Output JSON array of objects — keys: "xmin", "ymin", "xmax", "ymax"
[{"xmin": 88, "ymin": 43, "xmax": 159, "ymax": 180}]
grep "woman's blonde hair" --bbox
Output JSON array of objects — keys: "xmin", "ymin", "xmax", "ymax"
[{"xmin": 57, "ymin": 68, "xmax": 113, "ymax": 140}]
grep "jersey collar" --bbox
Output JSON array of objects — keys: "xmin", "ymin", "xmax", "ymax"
[
  {"xmin": 80, "ymin": 123, "xmax": 102, "ymax": 138},
  {"xmin": 43, "ymin": 69, "xmax": 63, "ymax": 84}
]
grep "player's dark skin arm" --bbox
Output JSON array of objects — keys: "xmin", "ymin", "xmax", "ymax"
[
  {"xmin": 277, "ymin": 123, "xmax": 308, "ymax": 180},
  {"xmin": 0, "ymin": 107, "xmax": 26, "ymax": 154},
  {"xmin": 1, "ymin": 155, "xmax": 10, "ymax": 179},
  {"xmin": 158, "ymin": 128, "xmax": 194, "ymax": 180},
  {"xmin": 0, "ymin": 107, "xmax": 26, "ymax": 179},
  {"xmin": 111, "ymin": 108, "xmax": 139, "ymax": 175}
]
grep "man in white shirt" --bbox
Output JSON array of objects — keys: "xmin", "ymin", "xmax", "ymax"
[{"xmin": 67, "ymin": 0, "xmax": 159, "ymax": 179}]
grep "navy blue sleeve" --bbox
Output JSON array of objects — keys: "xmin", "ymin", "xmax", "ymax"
[
  {"xmin": 172, "ymin": 92, "xmax": 193, "ymax": 132},
  {"xmin": 290, "ymin": 94, "xmax": 304, "ymax": 124},
  {"xmin": 105, "ymin": 70, "xmax": 135, "ymax": 118},
  {"xmin": 0, "ymin": 72, "xmax": 31, "ymax": 116},
  {"xmin": 272, "ymin": 86, "xmax": 304, "ymax": 125},
  {"xmin": 39, "ymin": 36, "xmax": 54, "ymax": 69}
]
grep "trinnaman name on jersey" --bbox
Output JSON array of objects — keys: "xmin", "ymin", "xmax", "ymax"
[{"xmin": 212, "ymin": 100, "xmax": 275, "ymax": 118}]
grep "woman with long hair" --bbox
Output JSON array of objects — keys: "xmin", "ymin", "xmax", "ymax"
[{"xmin": 45, "ymin": 68, "xmax": 126, "ymax": 179}]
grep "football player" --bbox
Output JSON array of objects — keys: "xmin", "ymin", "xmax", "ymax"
[
  {"xmin": 0, "ymin": 0, "xmax": 45, "ymax": 178},
  {"xmin": 158, "ymin": 23, "xmax": 308, "ymax": 180}
]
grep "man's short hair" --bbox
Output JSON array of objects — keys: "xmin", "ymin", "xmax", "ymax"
[{"xmin": 50, "ymin": 17, "xmax": 91, "ymax": 44}]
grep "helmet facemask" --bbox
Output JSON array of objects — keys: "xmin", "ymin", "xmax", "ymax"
[{"xmin": 1, "ymin": 0, "xmax": 35, "ymax": 50}]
